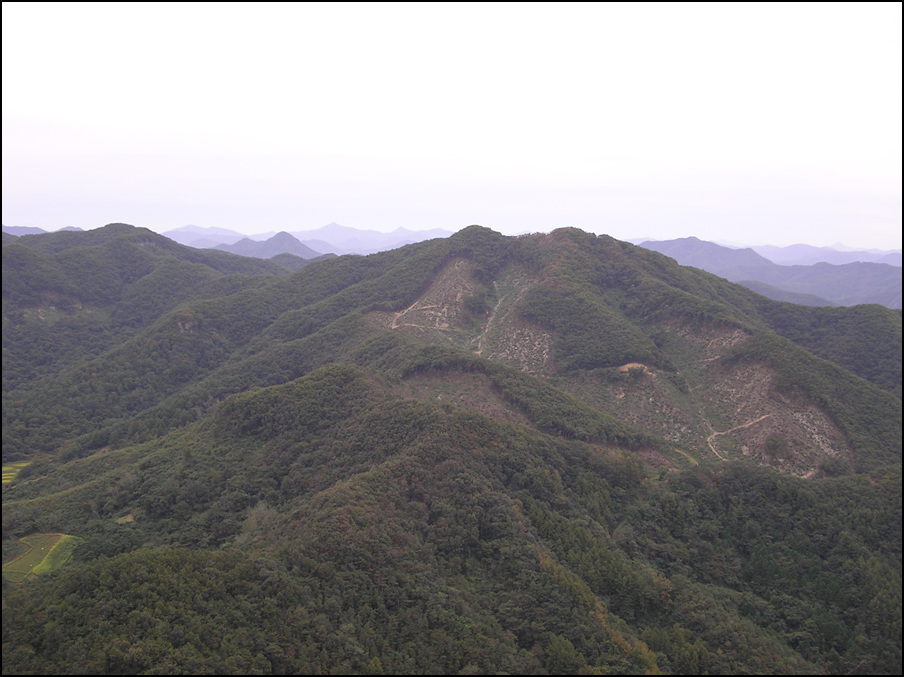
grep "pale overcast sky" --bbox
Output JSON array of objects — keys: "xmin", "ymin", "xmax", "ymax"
[{"xmin": 2, "ymin": 2, "xmax": 902, "ymax": 249}]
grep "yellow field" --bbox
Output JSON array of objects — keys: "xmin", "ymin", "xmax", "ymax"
[
  {"xmin": 2, "ymin": 461, "xmax": 31, "ymax": 485},
  {"xmin": 2, "ymin": 533, "xmax": 78, "ymax": 582}
]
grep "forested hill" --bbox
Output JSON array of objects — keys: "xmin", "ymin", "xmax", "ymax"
[
  {"xmin": 3, "ymin": 224, "xmax": 901, "ymax": 675},
  {"xmin": 2, "ymin": 223, "xmax": 288, "ymax": 394}
]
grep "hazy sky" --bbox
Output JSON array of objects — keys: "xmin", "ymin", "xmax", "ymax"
[{"xmin": 3, "ymin": 2, "xmax": 902, "ymax": 249}]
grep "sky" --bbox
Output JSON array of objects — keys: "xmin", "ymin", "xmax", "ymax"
[{"xmin": 2, "ymin": 2, "xmax": 902, "ymax": 250}]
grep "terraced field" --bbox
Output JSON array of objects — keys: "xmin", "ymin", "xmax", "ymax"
[
  {"xmin": 2, "ymin": 533, "xmax": 78, "ymax": 582},
  {"xmin": 2, "ymin": 461, "xmax": 31, "ymax": 485}
]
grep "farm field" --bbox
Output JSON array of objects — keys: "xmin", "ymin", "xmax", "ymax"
[
  {"xmin": 2, "ymin": 461, "xmax": 31, "ymax": 485},
  {"xmin": 2, "ymin": 533, "xmax": 78, "ymax": 582}
]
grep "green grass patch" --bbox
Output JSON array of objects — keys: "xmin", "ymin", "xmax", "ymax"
[
  {"xmin": 31, "ymin": 534, "xmax": 78, "ymax": 575},
  {"xmin": 2, "ymin": 461, "xmax": 31, "ymax": 485},
  {"xmin": 2, "ymin": 533, "xmax": 78, "ymax": 582}
]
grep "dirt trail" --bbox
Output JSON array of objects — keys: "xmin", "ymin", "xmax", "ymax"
[
  {"xmin": 389, "ymin": 259, "xmax": 471, "ymax": 331},
  {"xmin": 706, "ymin": 414, "xmax": 773, "ymax": 461},
  {"xmin": 392, "ymin": 303, "xmax": 439, "ymax": 329},
  {"xmin": 475, "ymin": 284, "xmax": 507, "ymax": 356}
]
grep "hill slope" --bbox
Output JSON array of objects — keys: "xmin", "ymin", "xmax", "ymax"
[
  {"xmin": 2, "ymin": 224, "xmax": 286, "ymax": 394},
  {"xmin": 3, "ymin": 224, "xmax": 901, "ymax": 675}
]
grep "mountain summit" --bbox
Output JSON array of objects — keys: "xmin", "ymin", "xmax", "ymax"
[{"xmin": 215, "ymin": 231, "xmax": 323, "ymax": 259}]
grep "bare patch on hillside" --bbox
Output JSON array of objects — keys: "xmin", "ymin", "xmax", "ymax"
[
  {"xmin": 17, "ymin": 301, "xmax": 98, "ymax": 326},
  {"xmin": 617, "ymin": 363, "xmax": 654, "ymax": 376},
  {"xmin": 368, "ymin": 258, "xmax": 480, "ymax": 347},
  {"xmin": 390, "ymin": 259, "xmax": 475, "ymax": 332},
  {"xmin": 472, "ymin": 266, "xmax": 553, "ymax": 375},
  {"xmin": 396, "ymin": 371, "xmax": 536, "ymax": 430},
  {"xmin": 684, "ymin": 324, "xmax": 852, "ymax": 475},
  {"xmin": 481, "ymin": 322, "xmax": 553, "ymax": 375},
  {"xmin": 558, "ymin": 365, "xmax": 710, "ymax": 455},
  {"xmin": 367, "ymin": 260, "xmax": 554, "ymax": 374},
  {"xmin": 674, "ymin": 324, "xmax": 750, "ymax": 362},
  {"xmin": 556, "ymin": 322, "xmax": 852, "ymax": 476},
  {"xmin": 698, "ymin": 362, "xmax": 850, "ymax": 475}
]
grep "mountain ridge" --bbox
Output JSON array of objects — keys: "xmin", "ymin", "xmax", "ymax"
[
  {"xmin": 640, "ymin": 236, "xmax": 902, "ymax": 307},
  {"xmin": 214, "ymin": 231, "xmax": 324, "ymax": 259},
  {"xmin": 752, "ymin": 242, "xmax": 902, "ymax": 266},
  {"xmin": 2, "ymin": 223, "xmax": 900, "ymax": 675}
]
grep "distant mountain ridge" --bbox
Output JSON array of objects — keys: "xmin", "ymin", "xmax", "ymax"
[
  {"xmin": 639, "ymin": 236, "xmax": 902, "ymax": 308},
  {"xmin": 7, "ymin": 224, "xmax": 898, "ymax": 264},
  {"xmin": 214, "ymin": 232, "xmax": 323, "ymax": 259},
  {"xmin": 158, "ymin": 222, "xmax": 456, "ymax": 255},
  {"xmin": 753, "ymin": 243, "xmax": 902, "ymax": 266},
  {"xmin": 159, "ymin": 224, "xmax": 249, "ymax": 247},
  {"xmin": 283, "ymin": 223, "xmax": 455, "ymax": 255},
  {"xmin": 2, "ymin": 226, "xmax": 53, "ymax": 236}
]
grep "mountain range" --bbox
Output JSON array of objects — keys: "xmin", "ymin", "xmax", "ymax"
[
  {"xmin": 213, "ymin": 231, "xmax": 326, "ymax": 260},
  {"xmin": 7, "ymin": 223, "xmax": 900, "ymax": 264},
  {"xmin": 8, "ymin": 224, "xmax": 900, "ymax": 309},
  {"xmin": 639, "ymin": 237, "xmax": 902, "ymax": 308},
  {"xmin": 751, "ymin": 243, "xmax": 902, "ymax": 267},
  {"xmin": 2, "ymin": 223, "xmax": 901, "ymax": 674},
  {"xmin": 158, "ymin": 222, "xmax": 456, "ymax": 255}
]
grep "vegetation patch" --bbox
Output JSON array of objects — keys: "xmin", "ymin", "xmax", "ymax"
[
  {"xmin": 2, "ymin": 533, "xmax": 78, "ymax": 582},
  {"xmin": 2, "ymin": 461, "xmax": 31, "ymax": 485}
]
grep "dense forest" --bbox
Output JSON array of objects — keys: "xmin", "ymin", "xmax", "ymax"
[{"xmin": 3, "ymin": 224, "xmax": 901, "ymax": 674}]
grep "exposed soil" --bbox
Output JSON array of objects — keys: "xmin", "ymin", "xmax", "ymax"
[
  {"xmin": 395, "ymin": 371, "xmax": 536, "ymax": 430},
  {"xmin": 368, "ymin": 258, "xmax": 480, "ymax": 348},
  {"xmin": 369, "ymin": 261, "xmax": 853, "ymax": 478},
  {"xmin": 557, "ymin": 322, "xmax": 852, "ymax": 476},
  {"xmin": 368, "ymin": 259, "xmax": 553, "ymax": 373}
]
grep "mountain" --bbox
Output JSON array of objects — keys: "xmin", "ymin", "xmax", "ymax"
[
  {"xmin": 159, "ymin": 225, "xmax": 251, "ymax": 248},
  {"xmin": 737, "ymin": 280, "xmax": 836, "ymax": 306},
  {"xmin": 639, "ymin": 236, "xmax": 773, "ymax": 276},
  {"xmin": 2, "ymin": 225, "xmax": 49, "ymax": 237},
  {"xmin": 3, "ymin": 225, "xmax": 900, "ymax": 674},
  {"xmin": 2, "ymin": 223, "xmax": 288, "ymax": 395},
  {"xmin": 159, "ymin": 223, "xmax": 457, "ymax": 255},
  {"xmin": 268, "ymin": 251, "xmax": 337, "ymax": 273},
  {"xmin": 753, "ymin": 243, "xmax": 903, "ymax": 267},
  {"xmin": 285, "ymin": 223, "xmax": 456, "ymax": 255},
  {"xmin": 640, "ymin": 237, "xmax": 902, "ymax": 308},
  {"xmin": 214, "ymin": 231, "xmax": 323, "ymax": 259}
]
